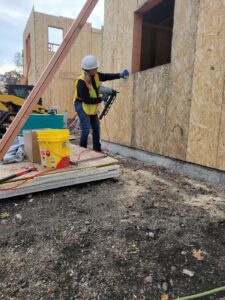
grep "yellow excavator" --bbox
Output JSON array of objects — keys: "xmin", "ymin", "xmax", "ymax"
[{"xmin": 0, "ymin": 84, "xmax": 48, "ymax": 138}]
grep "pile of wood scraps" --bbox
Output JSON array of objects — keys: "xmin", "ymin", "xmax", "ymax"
[{"xmin": 0, "ymin": 144, "xmax": 120, "ymax": 200}]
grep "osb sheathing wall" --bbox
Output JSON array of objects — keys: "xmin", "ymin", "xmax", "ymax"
[
  {"xmin": 23, "ymin": 9, "xmax": 102, "ymax": 117},
  {"xmin": 102, "ymin": 0, "xmax": 225, "ymax": 171},
  {"xmin": 186, "ymin": 1, "xmax": 225, "ymax": 170},
  {"xmin": 164, "ymin": 0, "xmax": 200, "ymax": 160},
  {"xmin": 102, "ymin": 0, "xmax": 137, "ymax": 146}
]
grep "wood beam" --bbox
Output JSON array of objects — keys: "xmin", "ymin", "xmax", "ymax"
[
  {"xmin": 0, "ymin": 0, "xmax": 98, "ymax": 160},
  {"xmin": 137, "ymin": 0, "xmax": 162, "ymax": 14},
  {"xmin": 132, "ymin": 13, "xmax": 143, "ymax": 73},
  {"xmin": 24, "ymin": 57, "xmax": 31, "ymax": 84},
  {"xmin": 144, "ymin": 22, "xmax": 172, "ymax": 32}
]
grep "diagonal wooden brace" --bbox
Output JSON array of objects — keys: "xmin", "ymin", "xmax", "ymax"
[{"xmin": 0, "ymin": 0, "xmax": 98, "ymax": 160}]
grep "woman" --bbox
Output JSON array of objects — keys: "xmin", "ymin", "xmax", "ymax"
[{"xmin": 74, "ymin": 54, "xmax": 129, "ymax": 152}]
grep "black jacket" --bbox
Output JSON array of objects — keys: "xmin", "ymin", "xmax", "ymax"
[{"xmin": 76, "ymin": 72, "xmax": 120, "ymax": 104}]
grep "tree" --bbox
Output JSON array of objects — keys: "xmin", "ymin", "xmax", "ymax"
[
  {"xmin": 4, "ymin": 70, "xmax": 23, "ymax": 85},
  {"xmin": 0, "ymin": 77, "xmax": 5, "ymax": 93},
  {"xmin": 0, "ymin": 52, "xmax": 24, "ymax": 91},
  {"xmin": 13, "ymin": 51, "xmax": 23, "ymax": 68}
]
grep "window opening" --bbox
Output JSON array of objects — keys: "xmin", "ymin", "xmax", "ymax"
[
  {"xmin": 48, "ymin": 27, "xmax": 63, "ymax": 52},
  {"xmin": 132, "ymin": 0, "xmax": 175, "ymax": 72}
]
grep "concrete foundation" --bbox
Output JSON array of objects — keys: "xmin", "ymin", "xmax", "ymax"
[{"xmin": 102, "ymin": 141, "xmax": 225, "ymax": 187}]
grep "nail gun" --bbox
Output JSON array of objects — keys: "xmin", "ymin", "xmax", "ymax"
[{"xmin": 98, "ymin": 86, "xmax": 119, "ymax": 120}]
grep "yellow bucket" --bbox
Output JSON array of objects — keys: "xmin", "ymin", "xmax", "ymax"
[{"xmin": 37, "ymin": 129, "xmax": 70, "ymax": 168}]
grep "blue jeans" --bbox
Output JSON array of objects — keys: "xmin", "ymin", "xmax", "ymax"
[{"xmin": 75, "ymin": 101, "xmax": 101, "ymax": 151}]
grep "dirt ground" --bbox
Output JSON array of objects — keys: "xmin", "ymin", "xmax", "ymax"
[{"xmin": 1, "ymin": 154, "xmax": 225, "ymax": 300}]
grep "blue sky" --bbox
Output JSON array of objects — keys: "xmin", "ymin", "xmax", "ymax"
[{"xmin": 0, "ymin": 0, "xmax": 104, "ymax": 73}]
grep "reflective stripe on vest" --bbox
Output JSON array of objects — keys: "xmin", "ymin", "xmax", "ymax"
[{"xmin": 73, "ymin": 72, "xmax": 100, "ymax": 115}]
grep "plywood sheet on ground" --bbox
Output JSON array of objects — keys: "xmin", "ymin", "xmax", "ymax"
[
  {"xmin": 0, "ymin": 144, "xmax": 117, "ymax": 180},
  {"xmin": 0, "ymin": 145, "xmax": 120, "ymax": 199}
]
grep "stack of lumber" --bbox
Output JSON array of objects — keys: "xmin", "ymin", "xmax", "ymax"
[{"xmin": 0, "ymin": 144, "xmax": 120, "ymax": 200}]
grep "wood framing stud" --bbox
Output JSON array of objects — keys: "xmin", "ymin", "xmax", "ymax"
[
  {"xmin": 132, "ymin": 13, "xmax": 143, "ymax": 73},
  {"xmin": 137, "ymin": 0, "xmax": 162, "ymax": 14},
  {"xmin": 0, "ymin": 0, "xmax": 98, "ymax": 160}
]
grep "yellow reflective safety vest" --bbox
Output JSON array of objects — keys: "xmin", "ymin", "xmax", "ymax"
[{"xmin": 74, "ymin": 72, "xmax": 100, "ymax": 115}]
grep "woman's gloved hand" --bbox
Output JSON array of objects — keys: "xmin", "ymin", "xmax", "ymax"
[{"xmin": 120, "ymin": 69, "xmax": 129, "ymax": 79}]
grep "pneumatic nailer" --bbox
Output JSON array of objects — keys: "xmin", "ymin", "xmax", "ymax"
[{"xmin": 98, "ymin": 86, "xmax": 118, "ymax": 120}]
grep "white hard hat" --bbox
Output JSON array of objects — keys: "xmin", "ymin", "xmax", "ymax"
[{"xmin": 81, "ymin": 55, "xmax": 100, "ymax": 70}]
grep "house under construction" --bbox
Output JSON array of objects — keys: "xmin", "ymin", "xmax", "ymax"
[
  {"xmin": 22, "ymin": 0, "xmax": 225, "ymax": 175},
  {"xmin": 23, "ymin": 8, "xmax": 102, "ymax": 117}
]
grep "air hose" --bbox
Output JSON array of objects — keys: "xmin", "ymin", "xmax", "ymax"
[{"xmin": 176, "ymin": 285, "xmax": 225, "ymax": 300}]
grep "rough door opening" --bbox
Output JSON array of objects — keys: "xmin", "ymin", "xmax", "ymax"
[
  {"xmin": 132, "ymin": 0, "xmax": 175, "ymax": 72},
  {"xmin": 48, "ymin": 27, "xmax": 63, "ymax": 52}
]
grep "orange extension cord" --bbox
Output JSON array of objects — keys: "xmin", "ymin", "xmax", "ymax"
[{"xmin": 0, "ymin": 116, "xmax": 111, "ymax": 191}]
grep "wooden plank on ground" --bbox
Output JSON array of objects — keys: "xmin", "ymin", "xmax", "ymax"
[
  {"xmin": 0, "ymin": 156, "xmax": 119, "ymax": 181},
  {"xmin": 0, "ymin": 165, "xmax": 120, "ymax": 200},
  {"xmin": 0, "ymin": 144, "xmax": 120, "ymax": 199},
  {"xmin": 70, "ymin": 144, "xmax": 106, "ymax": 161},
  {"xmin": 0, "ymin": 145, "xmax": 117, "ymax": 181}
]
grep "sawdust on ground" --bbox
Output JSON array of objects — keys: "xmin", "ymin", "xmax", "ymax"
[{"xmin": 1, "ymin": 154, "xmax": 225, "ymax": 300}]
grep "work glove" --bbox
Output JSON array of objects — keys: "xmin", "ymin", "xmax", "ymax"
[{"xmin": 120, "ymin": 69, "xmax": 129, "ymax": 79}]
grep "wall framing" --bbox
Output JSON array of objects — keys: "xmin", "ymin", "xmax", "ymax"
[
  {"xmin": 102, "ymin": 0, "xmax": 225, "ymax": 172},
  {"xmin": 23, "ymin": 9, "xmax": 102, "ymax": 117}
]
